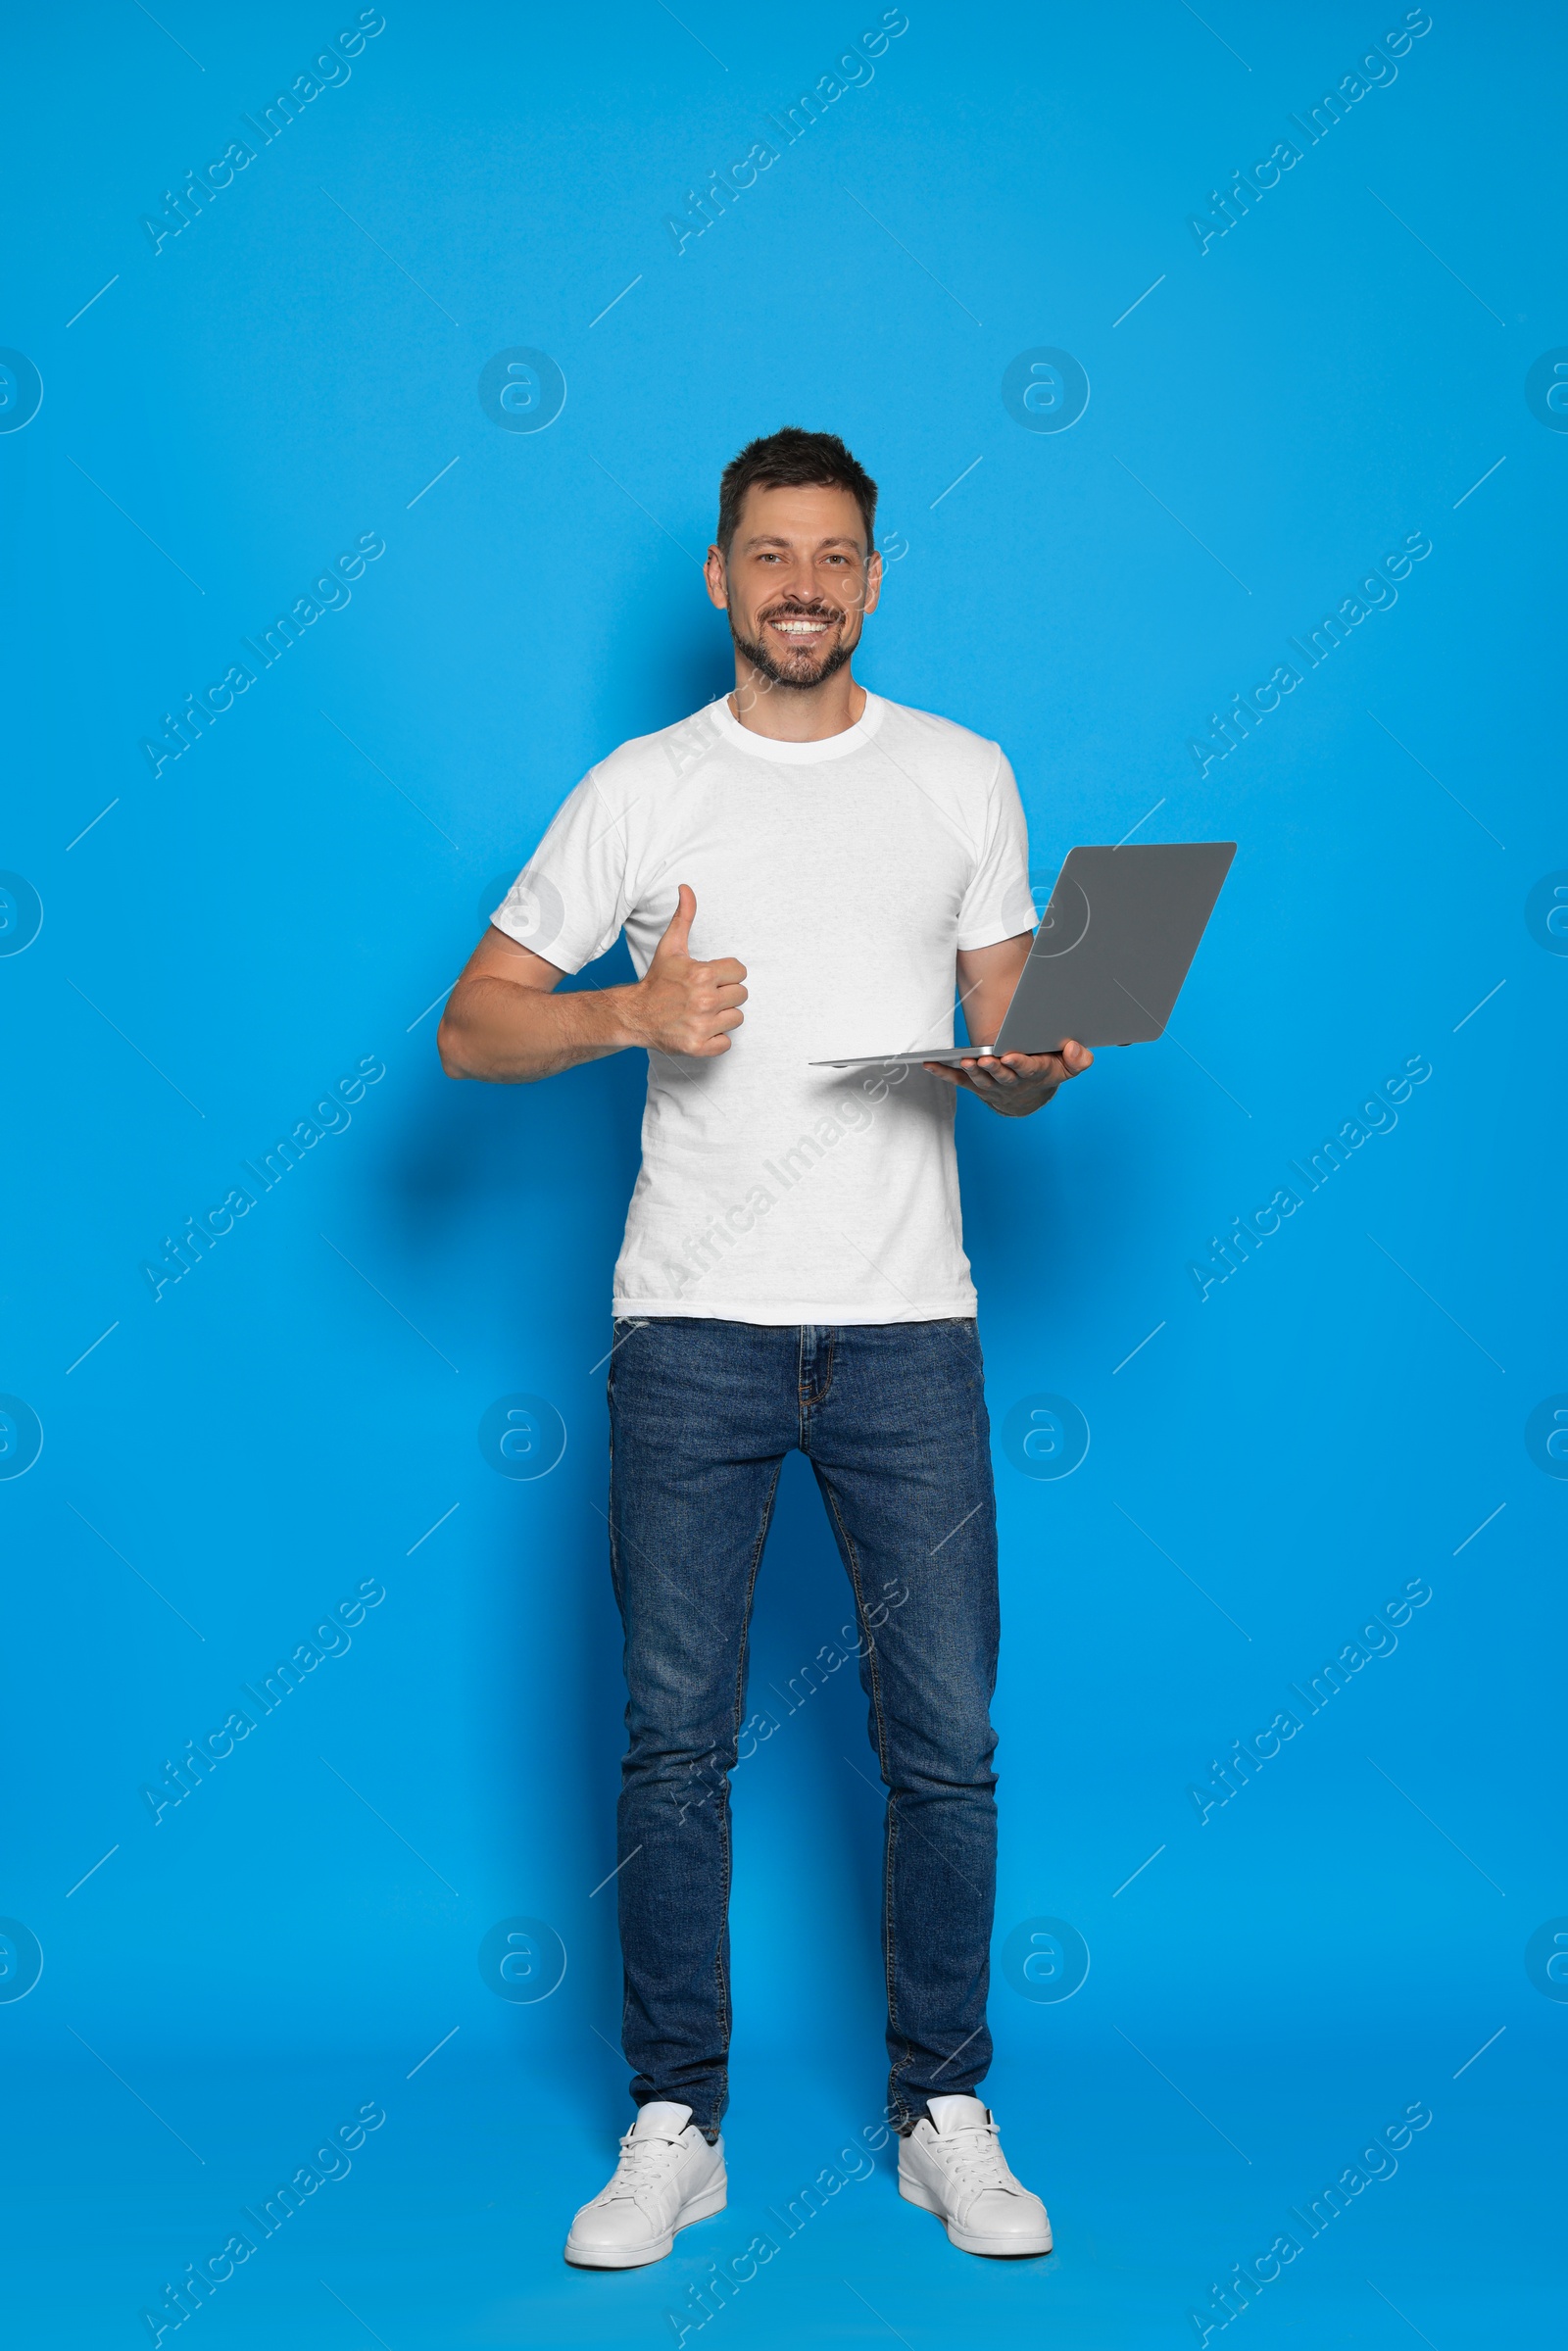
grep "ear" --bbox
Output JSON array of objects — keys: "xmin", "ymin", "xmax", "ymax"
[
  {"xmin": 861, "ymin": 548, "xmax": 884, "ymax": 616},
  {"xmin": 704, "ymin": 544, "xmax": 730, "ymax": 612}
]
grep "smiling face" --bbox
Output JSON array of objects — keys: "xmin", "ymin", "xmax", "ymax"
[{"xmin": 706, "ymin": 480, "xmax": 882, "ymax": 692}]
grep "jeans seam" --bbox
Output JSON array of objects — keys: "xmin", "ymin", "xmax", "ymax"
[
  {"xmin": 713, "ymin": 1455, "xmax": 783, "ymax": 2072},
  {"xmin": 817, "ymin": 1472, "xmax": 904, "ymax": 2062},
  {"xmin": 606, "ymin": 1415, "xmax": 622, "ymax": 1620}
]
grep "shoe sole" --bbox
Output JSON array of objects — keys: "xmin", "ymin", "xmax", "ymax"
[
  {"xmin": 564, "ymin": 2176, "xmax": 727, "ymax": 2270},
  {"xmin": 898, "ymin": 2175, "xmax": 1053, "ymax": 2258}
]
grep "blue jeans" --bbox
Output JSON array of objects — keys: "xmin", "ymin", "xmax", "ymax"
[{"xmin": 606, "ymin": 1316, "xmax": 1001, "ymax": 2137}]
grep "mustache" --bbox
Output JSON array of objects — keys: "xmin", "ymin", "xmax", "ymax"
[{"xmin": 760, "ymin": 601, "xmax": 844, "ymax": 623}]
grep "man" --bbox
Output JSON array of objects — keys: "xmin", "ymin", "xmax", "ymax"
[{"xmin": 438, "ymin": 427, "xmax": 1092, "ymax": 2267}]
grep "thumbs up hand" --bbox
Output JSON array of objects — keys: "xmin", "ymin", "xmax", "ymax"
[{"xmin": 624, "ymin": 885, "xmax": 748, "ymax": 1058}]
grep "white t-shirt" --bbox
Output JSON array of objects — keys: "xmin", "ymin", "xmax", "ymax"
[{"xmin": 492, "ymin": 691, "xmax": 1035, "ymax": 1324}]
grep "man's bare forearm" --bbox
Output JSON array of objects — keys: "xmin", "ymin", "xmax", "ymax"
[
  {"xmin": 438, "ymin": 887, "xmax": 746, "ymax": 1082},
  {"xmin": 438, "ymin": 976, "xmax": 641, "ymax": 1083}
]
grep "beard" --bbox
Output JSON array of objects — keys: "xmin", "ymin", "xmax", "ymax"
[{"xmin": 729, "ymin": 603, "xmax": 855, "ymax": 692}]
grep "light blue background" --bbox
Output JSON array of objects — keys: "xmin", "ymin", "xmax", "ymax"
[{"xmin": 2, "ymin": 2, "xmax": 1562, "ymax": 2342}]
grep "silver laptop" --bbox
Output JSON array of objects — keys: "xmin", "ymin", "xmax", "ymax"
[{"xmin": 809, "ymin": 841, "xmax": 1236, "ymax": 1068}]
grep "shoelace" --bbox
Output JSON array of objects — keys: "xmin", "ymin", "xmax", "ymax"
[
  {"xmin": 938, "ymin": 2124, "xmax": 1015, "ymax": 2200},
  {"xmin": 602, "ymin": 2130, "xmax": 682, "ymax": 2201}
]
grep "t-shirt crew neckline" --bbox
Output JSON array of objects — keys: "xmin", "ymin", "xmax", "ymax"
[{"xmin": 706, "ymin": 689, "xmax": 887, "ymax": 765}]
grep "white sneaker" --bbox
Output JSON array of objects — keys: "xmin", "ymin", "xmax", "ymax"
[
  {"xmin": 564, "ymin": 2100, "xmax": 727, "ymax": 2269},
  {"xmin": 899, "ymin": 2093, "xmax": 1054, "ymax": 2257}
]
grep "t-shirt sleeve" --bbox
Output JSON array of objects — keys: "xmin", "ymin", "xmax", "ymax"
[
  {"xmin": 956, "ymin": 746, "xmax": 1037, "ymax": 951},
  {"xmin": 489, "ymin": 764, "xmax": 635, "ymax": 975}
]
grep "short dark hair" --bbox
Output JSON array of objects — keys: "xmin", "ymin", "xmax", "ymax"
[{"xmin": 716, "ymin": 427, "xmax": 878, "ymax": 558}]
